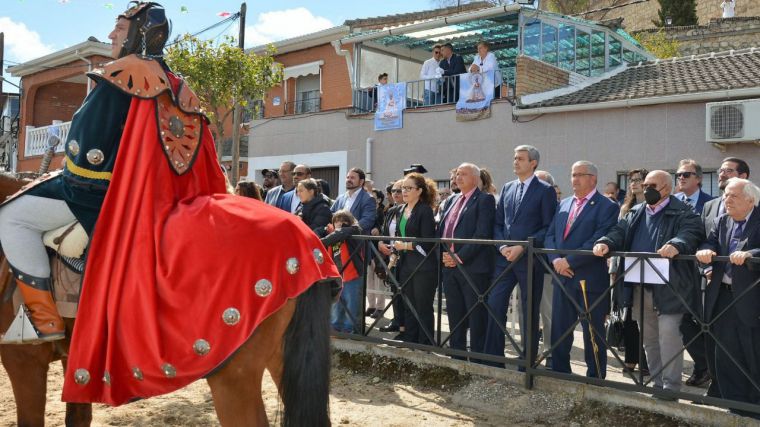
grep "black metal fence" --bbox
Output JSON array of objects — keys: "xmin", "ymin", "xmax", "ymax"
[{"xmin": 329, "ymin": 235, "xmax": 760, "ymax": 418}]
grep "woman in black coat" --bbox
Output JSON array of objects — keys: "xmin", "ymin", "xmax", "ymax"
[
  {"xmin": 393, "ymin": 172, "xmax": 438, "ymax": 345},
  {"xmin": 295, "ymin": 178, "xmax": 332, "ymax": 236}
]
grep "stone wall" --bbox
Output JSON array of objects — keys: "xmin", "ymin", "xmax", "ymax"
[
  {"xmin": 637, "ymin": 17, "xmax": 760, "ymax": 56},
  {"xmin": 577, "ymin": 0, "xmax": 760, "ymax": 32}
]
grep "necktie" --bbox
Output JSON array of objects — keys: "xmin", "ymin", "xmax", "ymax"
[
  {"xmin": 682, "ymin": 195, "xmax": 694, "ymax": 211},
  {"xmin": 513, "ymin": 182, "xmax": 525, "ymax": 217},
  {"xmin": 725, "ymin": 219, "xmax": 746, "ymax": 280},
  {"xmin": 444, "ymin": 195, "xmax": 466, "ymax": 239},
  {"xmin": 563, "ymin": 197, "xmax": 587, "ymax": 239}
]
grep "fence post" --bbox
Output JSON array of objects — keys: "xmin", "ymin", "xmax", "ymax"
[
  {"xmin": 525, "ymin": 237, "xmax": 535, "ymax": 389},
  {"xmin": 436, "ymin": 242, "xmax": 443, "ymax": 347},
  {"xmin": 361, "ymin": 239, "xmax": 370, "ymax": 336}
]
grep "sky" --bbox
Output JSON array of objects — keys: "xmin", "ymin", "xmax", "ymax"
[{"xmin": 0, "ymin": 0, "xmax": 438, "ymax": 93}]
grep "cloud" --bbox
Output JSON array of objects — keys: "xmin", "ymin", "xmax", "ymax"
[
  {"xmin": 0, "ymin": 17, "xmax": 55, "ymax": 64},
  {"xmin": 244, "ymin": 8, "xmax": 334, "ymax": 47}
]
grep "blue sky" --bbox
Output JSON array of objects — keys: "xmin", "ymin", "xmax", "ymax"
[{"xmin": 1, "ymin": 0, "xmax": 437, "ymax": 92}]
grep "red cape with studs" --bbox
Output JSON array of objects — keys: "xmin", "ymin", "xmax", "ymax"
[{"xmin": 61, "ymin": 56, "xmax": 340, "ymax": 406}]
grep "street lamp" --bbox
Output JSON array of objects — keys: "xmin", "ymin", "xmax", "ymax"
[{"xmin": 665, "ymin": 16, "xmax": 673, "ymax": 26}]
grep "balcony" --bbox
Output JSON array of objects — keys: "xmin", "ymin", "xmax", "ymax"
[
  {"xmin": 24, "ymin": 120, "xmax": 69, "ymax": 157},
  {"xmin": 286, "ymin": 95, "xmax": 321, "ymax": 115},
  {"xmin": 352, "ymin": 71, "xmax": 512, "ymax": 114}
]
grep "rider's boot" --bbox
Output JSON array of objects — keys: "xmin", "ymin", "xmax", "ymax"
[{"xmin": 16, "ymin": 277, "xmax": 65, "ymax": 342}]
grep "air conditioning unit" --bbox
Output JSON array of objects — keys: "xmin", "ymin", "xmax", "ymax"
[{"xmin": 706, "ymin": 99, "xmax": 760, "ymax": 143}]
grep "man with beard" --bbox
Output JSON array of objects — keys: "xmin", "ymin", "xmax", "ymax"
[{"xmin": 332, "ymin": 167, "xmax": 376, "ymax": 234}]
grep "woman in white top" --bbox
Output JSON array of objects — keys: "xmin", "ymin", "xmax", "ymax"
[
  {"xmin": 721, "ymin": 0, "xmax": 735, "ymax": 19},
  {"xmin": 468, "ymin": 41, "xmax": 502, "ymax": 99}
]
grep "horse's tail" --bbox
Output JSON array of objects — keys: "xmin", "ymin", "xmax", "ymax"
[{"xmin": 282, "ymin": 279, "xmax": 335, "ymax": 427}]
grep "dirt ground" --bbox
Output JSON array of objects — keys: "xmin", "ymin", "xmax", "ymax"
[{"xmin": 0, "ymin": 349, "xmax": 692, "ymax": 427}]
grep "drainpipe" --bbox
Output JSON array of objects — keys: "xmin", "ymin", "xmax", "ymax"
[
  {"xmin": 74, "ymin": 50, "xmax": 93, "ymax": 93},
  {"xmin": 331, "ymin": 40, "xmax": 354, "ymax": 88},
  {"xmin": 365, "ymin": 137, "xmax": 374, "ymax": 181}
]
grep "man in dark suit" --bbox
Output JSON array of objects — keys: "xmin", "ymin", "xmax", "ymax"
[
  {"xmin": 690, "ymin": 157, "xmax": 751, "ymax": 393},
  {"xmin": 438, "ymin": 163, "xmax": 495, "ymax": 356},
  {"xmin": 439, "ymin": 43, "xmax": 466, "ymax": 103},
  {"xmin": 331, "ymin": 167, "xmax": 377, "ymax": 234},
  {"xmin": 696, "ymin": 177, "xmax": 760, "ymax": 418},
  {"xmin": 674, "ymin": 159, "xmax": 714, "ymax": 215},
  {"xmin": 545, "ymin": 161, "xmax": 619, "ymax": 378},
  {"xmin": 483, "ymin": 145, "xmax": 558, "ymax": 367}
]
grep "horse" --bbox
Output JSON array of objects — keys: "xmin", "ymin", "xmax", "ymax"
[{"xmin": 0, "ymin": 172, "xmax": 335, "ymax": 426}]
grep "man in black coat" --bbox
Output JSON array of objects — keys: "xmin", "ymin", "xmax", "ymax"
[
  {"xmin": 438, "ymin": 163, "xmax": 495, "ymax": 356},
  {"xmin": 594, "ymin": 170, "xmax": 704, "ymax": 396},
  {"xmin": 696, "ymin": 178, "xmax": 760, "ymax": 418},
  {"xmin": 439, "ymin": 43, "xmax": 466, "ymax": 103}
]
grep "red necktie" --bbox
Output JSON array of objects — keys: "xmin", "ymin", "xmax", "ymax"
[
  {"xmin": 563, "ymin": 197, "xmax": 587, "ymax": 239},
  {"xmin": 444, "ymin": 195, "xmax": 466, "ymax": 239}
]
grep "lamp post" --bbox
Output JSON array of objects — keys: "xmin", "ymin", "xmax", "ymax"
[{"xmin": 665, "ymin": 16, "xmax": 673, "ymax": 27}]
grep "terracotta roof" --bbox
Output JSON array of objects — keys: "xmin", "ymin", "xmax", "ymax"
[{"xmin": 521, "ymin": 48, "xmax": 760, "ymax": 109}]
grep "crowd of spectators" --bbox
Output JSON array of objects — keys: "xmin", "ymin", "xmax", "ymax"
[{"xmin": 244, "ymin": 151, "xmax": 759, "ymax": 416}]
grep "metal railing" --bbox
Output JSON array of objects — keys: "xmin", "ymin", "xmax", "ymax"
[
  {"xmin": 330, "ymin": 235, "xmax": 760, "ymax": 418},
  {"xmin": 286, "ymin": 96, "xmax": 321, "ymax": 115},
  {"xmin": 24, "ymin": 120, "xmax": 69, "ymax": 157},
  {"xmin": 351, "ymin": 70, "xmax": 510, "ymax": 114}
]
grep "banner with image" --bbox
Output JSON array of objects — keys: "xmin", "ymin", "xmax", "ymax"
[
  {"xmin": 374, "ymin": 83, "xmax": 406, "ymax": 131},
  {"xmin": 456, "ymin": 71, "xmax": 494, "ymax": 122}
]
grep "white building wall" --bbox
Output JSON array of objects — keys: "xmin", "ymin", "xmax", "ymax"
[{"xmin": 247, "ymin": 101, "xmax": 760, "ymax": 195}]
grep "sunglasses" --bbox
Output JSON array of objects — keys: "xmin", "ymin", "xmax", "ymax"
[
  {"xmin": 433, "ymin": 50, "xmax": 441, "ymax": 54},
  {"xmin": 391, "ymin": 189, "xmax": 402, "ymax": 194},
  {"xmin": 675, "ymin": 172, "xmax": 696, "ymax": 179}
]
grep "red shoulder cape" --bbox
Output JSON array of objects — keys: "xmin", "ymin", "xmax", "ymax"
[{"xmin": 61, "ymin": 84, "xmax": 339, "ymax": 405}]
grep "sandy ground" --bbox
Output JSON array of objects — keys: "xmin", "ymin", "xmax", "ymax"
[{"xmin": 0, "ymin": 357, "xmax": 509, "ymax": 426}]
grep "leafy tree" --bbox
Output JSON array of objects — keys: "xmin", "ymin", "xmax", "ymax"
[
  {"xmin": 653, "ymin": 0, "xmax": 698, "ymax": 27},
  {"xmin": 633, "ymin": 30, "xmax": 680, "ymax": 58},
  {"xmin": 165, "ymin": 35, "xmax": 282, "ymax": 166}
]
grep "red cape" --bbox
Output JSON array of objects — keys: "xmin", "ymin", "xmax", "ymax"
[{"xmin": 61, "ymin": 86, "xmax": 339, "ymax": 405}]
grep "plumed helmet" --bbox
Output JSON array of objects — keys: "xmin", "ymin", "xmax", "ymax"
[{"xmin": 117, "ymin": 2, "xmax": 170, "ymax": 58}]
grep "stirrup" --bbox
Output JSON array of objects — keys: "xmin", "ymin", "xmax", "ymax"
[{"xmin": 1, "ymin": 304, "xmax": 64, "ymax": 345}]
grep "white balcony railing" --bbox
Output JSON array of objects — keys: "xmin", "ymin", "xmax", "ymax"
[{"xmin": 24, "ymin": 120, "xmax": 70, "ymax": 157}]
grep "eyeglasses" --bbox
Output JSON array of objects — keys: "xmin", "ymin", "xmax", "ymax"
[
  {"xmin": 293, "ymin": 171, "xmax": 306, "ymax": 177},
  {"xmin": 718, "ymin": 167, "xmax": 737, "ymax": 174},
  {"xmin": 433, "ymin": 50, "xmax": 440, "ymax": 54},
  {"xmin": 571, "ymin": 173, "xmax": 594, "ymax": 178},
  {"xmin": 629, "ymin": 178, "xmax": 643, "ymax": 183},
  {"xmin": 675, "ymin": 172, "xmax": 696, "ymax": 179},
  {"xmin": 642, "ymin": 183, "xmax": 659, "ymax": 190},
  {"xmin": 391, "ymin": 189, "xmax": 402, "ymax": 194},
  {"xmin": 263, "ymin": 174, "xmax": 275, "ymax": 179},
  {"xmin": 401, "ymin": 186, "xmax": 419, "ymax": 192}
]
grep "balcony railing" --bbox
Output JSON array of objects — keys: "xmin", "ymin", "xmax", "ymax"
[
  {"xmin": 24, "ymin": 120, "xmax": 69, "ymax": 157},
  {"xmin": 286, "ymin": 96, "xmax": 321, "ymax": 115},
  {"xmin": 352, "ymin": 70, "xmax": 511, "ymax": 114}
]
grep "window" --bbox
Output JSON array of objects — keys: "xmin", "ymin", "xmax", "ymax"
[
  {"xmin": 523, "ymin": 19, "xmax": 541, "ymax": 59},
  {"xmin": 575, "ymin": 31, "xmax": 591, "ymax": 76},
  {"xmin": 558, "ymin": 24, "xmax": 575, "ymax": 71},
  {"xmin": 590, "ymin": 31, "xmax": 606, "ymax": 76},
  {"xmin": 294, "ymin": 74, "xmax": 320, "ymax": 114},
  {"xmin": 541, "ymin": 24, "xmax": 558, "ymax": 66}
]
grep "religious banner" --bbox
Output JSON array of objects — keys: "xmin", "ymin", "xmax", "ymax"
[
  {"xmin": 455, "ymin": 71, "xmax": 494, "ymax": 122},
  {"xmin": 374, "ymin": 83, "xmax": 406, "ymax": 131}
]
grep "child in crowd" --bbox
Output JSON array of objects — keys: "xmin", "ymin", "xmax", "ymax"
[{"xmin": 321, "ymin": 210, "xmax": 364, "ymax": 333}]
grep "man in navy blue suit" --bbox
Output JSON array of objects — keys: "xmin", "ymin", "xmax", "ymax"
[
  {"xmin": 483, "ymin": 145, "xmax": 558, "ymax": 367},
  {"xmin": 545, "ymin": 161, "xmax": 619, "ymax": 378},
  {"xmin": 674, "ymin": 159, "xmax": 714, "ymax": 215},
  {"xmin": 439, "ymin": 43, "xmax": 466, "ymax": 103},
  {"xmin": 438, "ymin": 163, "xmax": 495, "ymax": 356},
  {"xmin": 673, "ymin": 158, "xmax": 715, "ymax": 388},
  {"xmin": 696, "ymin": 177, "xmax": 760, "ymax": 418},
  {"xmin": 331, "ymin": 167, "xmax": 377, "ymax": 234}
]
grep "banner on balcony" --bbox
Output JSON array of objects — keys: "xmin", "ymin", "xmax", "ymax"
[
  {"xmin": 374, "ymin": 83, "xmax": 406, "ymax": 131},
  {"xmin": 456, "ymin": 71, "xmax": 494, "ymax": 122}
]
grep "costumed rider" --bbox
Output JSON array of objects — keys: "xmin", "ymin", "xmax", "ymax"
[{"xmin": 0, "ymin": 1, "xmax": 170, "ymax": 343}]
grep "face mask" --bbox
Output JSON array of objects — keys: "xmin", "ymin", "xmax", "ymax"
[{"xmin": 644, "ymin": 186, "xmax": 661, "ymax": 206}]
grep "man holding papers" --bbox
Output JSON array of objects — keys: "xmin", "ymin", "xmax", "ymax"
[{"xmin": 593, "ymin": 170, "xmax": 704, "ymax": 397}]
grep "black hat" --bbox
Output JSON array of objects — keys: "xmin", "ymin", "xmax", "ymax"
[
  {"xmin": 403, "ymin": 164, "xmax": 428, "ymax": 175},
  {"xmin": 261, "ymin": 169, "xmax": 278, "ymax": 177}
]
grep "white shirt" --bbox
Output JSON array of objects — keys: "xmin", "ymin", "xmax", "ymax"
[
  {"xmin": 674, "ymin": 190, "xmax": 699, "ymax": 211},
  {"xmin": 420, "ymin": 57, "xmax": 441, "ymax": 92},
  {"xmin": 721, "ymin": 1, "xmax": 735, "ymax": 18},
  {"xmin": 470, "ymin": 51, "xmax": 502, "ymax": 86},
  {"xmin": 290, "ymin": 191, "xmax": 301, "ymax": 213},
  {"xmin": 344, "ymin": 189, "xmax": 361, "ymax": 212}
]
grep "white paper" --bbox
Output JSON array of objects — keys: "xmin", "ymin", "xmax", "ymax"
[{"xmin": 623, "ymin": 257, "xmax": 670, "ymax": 285}]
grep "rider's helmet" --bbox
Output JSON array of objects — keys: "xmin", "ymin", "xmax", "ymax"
[{"xmin": 117, "ymin": 1, "xmax": 170, "ymax": 58}]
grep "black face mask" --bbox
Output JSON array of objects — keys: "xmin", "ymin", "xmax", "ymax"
[{"xmin": 644, "ymin": 187, "xmax": 661, "ymax": 206}]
